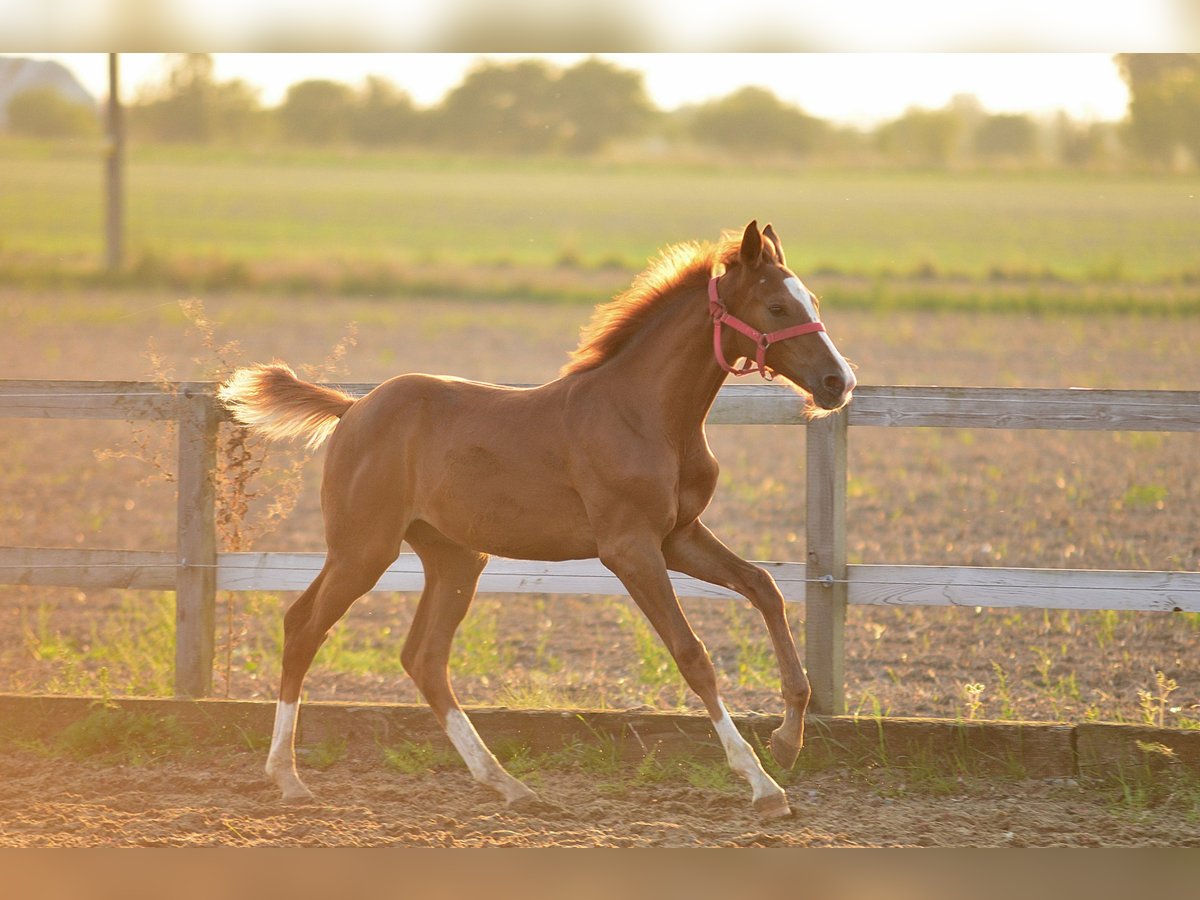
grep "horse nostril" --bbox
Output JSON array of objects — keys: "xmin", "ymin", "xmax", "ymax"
[{"xmin": 822, "ymin": 373, "xmax": 846, "ymax": 395}]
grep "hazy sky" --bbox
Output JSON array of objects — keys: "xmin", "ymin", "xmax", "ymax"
[{"xmin": 41, "ymin": 53, "xmax": 1132, "ymax": 126}]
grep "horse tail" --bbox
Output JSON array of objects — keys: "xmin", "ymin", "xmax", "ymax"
[{"xmin": 219, "ymin": 363, "xmax": 356, "ymax": 450}]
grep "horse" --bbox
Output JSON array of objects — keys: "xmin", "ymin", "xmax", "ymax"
[{"xmin": 219, "ymin": 221, "xmax": 856, "ymax": 818}]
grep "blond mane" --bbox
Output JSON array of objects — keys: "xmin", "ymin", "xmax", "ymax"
[{"xmin": 561, "ymin": 237, "xmax": 742, "ymax": 376}]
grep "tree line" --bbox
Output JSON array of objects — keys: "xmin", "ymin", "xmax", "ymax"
[{"xmin": 7, "ymin": 53, "xmax": 1200, "ymax": 170}]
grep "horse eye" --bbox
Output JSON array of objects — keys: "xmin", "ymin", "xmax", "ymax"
[{"xmin": 768, "ymin": 304, "xmax": 787, "ymax": 316}]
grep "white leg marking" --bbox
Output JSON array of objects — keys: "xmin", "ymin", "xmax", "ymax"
[
  {"xmin": 266, "ymin": 700, "xmax": 313, "ymax": 801},
  {"xmin": 444, "ymin": 709, "xmax": 537, "ymax": 805},
  {"xmin": 713, "ymin": 701, "xmax": 789, "ymax": 814}
]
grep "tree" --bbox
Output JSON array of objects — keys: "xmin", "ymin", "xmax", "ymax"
[
  {"xmin": 349, "ymin": 76, "xmax": 422, "ymax": 146},
  {"xmin": 435, "ymin": 59, "xmax": 562, "ymax": 153},
  {"xmin": 132, "ymin": 53, "xmax": 266, "ymax": 144},
  {"xmin": 1053, "ymin": 114, "xmax": 1118, "ymax": 169},
  {"xmin": 278, "ymin": 80, "xmax": 355, "ymax": 145},
  {"xmin": 6, "ymin": 85, "xmax": 98, "ymax": 138},
  {"xmin": 973, "ymin": 113, "xmax": 1037, "ymax": 163},
  {"xmin": 688, "ymin": 86, "xmax": 830, "ymax": 156},
  {"xmin": 875, "ymin": 106, "xmax": 963, "ymax": 168},
  {"xmin": 1116, "ymin": 54, "xmax": 1200, "ymax": 167},
  {"xmin": 555, "ymin": 57, "xmax": 655, "ymax": 154}
]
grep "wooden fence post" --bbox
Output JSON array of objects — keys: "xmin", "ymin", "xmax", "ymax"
[
  {"xmin": 805, "ymin": 408, "xmax": 848, "ymax": 715},
  {"xmin": 175, "ymin": 387, "xmax": 218, "ymax": 697}
]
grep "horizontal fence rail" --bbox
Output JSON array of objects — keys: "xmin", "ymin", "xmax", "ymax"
[
  {"xmin": 6, "ymin": 549, "xmax": 1197, "ymax": 613},
  {"xmin": 2, "ymin": 379, "xmax": 1198, "ymax": 707}
]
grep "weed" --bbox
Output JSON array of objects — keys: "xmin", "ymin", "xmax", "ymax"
[
  {"xmin": 494, "ymin": 672, "xmax": 602, "ymax": 709},
  {"xmin": 850, "ymin": 690, "xmax": 889, "ymax": 720},
  {"xmin": 566, "ymin": 719, "xmax": 625, "ymax": 778},
  {"xmin": 450, "ymin": 600, "xmax": 514, "ymax": 679},
  {"xmin": 611, "ymin": 602, "xmax": 685, "ymax": 707},
  {"xmin": 1032, "ymin": 646, "xmax": 1055, "ymax": 688},
  {"xmin": 380, "ymin": 740, "xmax": 462, "ymax": 774},
  {"xmin": 318, "ymin": 625, "xmax": 406, "ymax": 677},
  {"xmin": 1120, "ymin": 483, "xmax": 1168, "ymax": 510},
  {"xmin": 990, "ymin": 662, "xmax": 1020, "ymax": 720},
  {"xmin": 960, "ymin": 681, "xmax": 986, "ymax": 720},
  {"xmin": 1102, "ymin": 741, "xmax": 1200, "ymax": 819},
  {"xmin": 300, "ymin": 734, "xmax": 347, "ymax": 770},
  {"xmin": 492, "ymin": 739, "xmax": 544, "ymax": 780},
  {"xmin": 57, "ymin": 704, "xmax": 190, "ymax": 765},
  {"xmin": 22, "ymin": 594, "xmax": 176, "ymax": 696},
  {"xmin": 86, "ymin": 593, "xmax": 176, "ymax": 696},
  {"xmin": 1092, "ymin": 609, "xmax": 1120, "ymax": 649},
  {"xmin": 1136, "ymin": 670, "xmax": 1179, "ymax": 728},
  {"xmin": 229, "ymin": 722, "xmax": 271, "ymax": 753},
  {"xmin": 725, "ymin": 605, "xmax": 777, "ymax": 690},
  {"xmin": 530, "ymin": 597, "xmax": 563, "ymax": 674},
  {"xmin": 639, "ymin": 753, "xmax": 738, "ymax": 793}
]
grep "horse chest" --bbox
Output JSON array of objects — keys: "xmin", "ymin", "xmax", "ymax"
[{"xmin": 676, "ymin": 449, "xmax": 719, "ymax": 524}]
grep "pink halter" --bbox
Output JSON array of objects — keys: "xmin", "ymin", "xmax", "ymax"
[{"xmin": 708, "ymin": 276, "xmax": 825, "ymax": 380}]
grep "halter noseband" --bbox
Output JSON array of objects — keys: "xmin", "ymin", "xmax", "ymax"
[{"xmin": 708, "ymin": 276, "xmax": 825, "ymax": 380}]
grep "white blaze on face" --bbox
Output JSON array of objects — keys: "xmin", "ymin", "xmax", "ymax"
[
  {"xmin": 784, "ymin": 276, "xmax": 820, "ymax": 322},
  {"xmin": 782, "ymin": 276, "xmax": 856, "ymax": 396}
]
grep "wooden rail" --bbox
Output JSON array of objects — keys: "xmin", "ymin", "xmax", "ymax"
[{"xmin": 2, "ymin": 379, "xmax": 1199, "ymax": 708}]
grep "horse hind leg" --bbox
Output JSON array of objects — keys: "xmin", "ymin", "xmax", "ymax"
[
  {"xmin": 266, "ymin": 550, "xmax": 395, "ymax": 802},
  {"xmin": 401, "ymin": 537, "xmax": 537, "ymax": 807}
]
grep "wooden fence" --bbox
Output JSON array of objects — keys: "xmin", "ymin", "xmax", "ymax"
[{"xmin": 2, "ymin": 379, "xmax": 1198, "ymax": 713}]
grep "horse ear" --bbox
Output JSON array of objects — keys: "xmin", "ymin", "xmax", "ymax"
[
  {"xmin": 763, "ymin": 223, "xmax": 786, "ymax": 266},
  {"xmin": 739, "ymin": 220, "xmax": 763, "ymax": 268}
]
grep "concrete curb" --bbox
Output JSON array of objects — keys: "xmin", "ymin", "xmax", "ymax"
[{"xmin": 2, "ymin": 694, "xmax": 1197, "ymax": 778}]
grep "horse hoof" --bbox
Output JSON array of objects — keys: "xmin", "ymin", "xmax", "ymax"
[
  {"xmin": 769, "ymin": 730, "xmax": 801, "ymax": 770},
  {"xmin": 753, "ymin": 793, "xmax": 793, "ymax": 819},
  {"xmin": 505, "ymin": 789, "xmax": 543, "ymax": 811},
  {"xmin": 282, "ymin": 786, "xmax": 316, "ymax": 804}
]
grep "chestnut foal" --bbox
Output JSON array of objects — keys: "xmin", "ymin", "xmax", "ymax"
[{"xmin": 220, "ymin": 221, "xmax": 855, "ymax": 818}]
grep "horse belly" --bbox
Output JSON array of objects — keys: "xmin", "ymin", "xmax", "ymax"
[{"xmin": 416, "ymin": 451, "xmax": 597, "ymax": 561}]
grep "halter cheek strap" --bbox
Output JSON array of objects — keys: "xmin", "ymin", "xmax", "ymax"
[{"xmin": 708, "ymin": 276, "xmax": 825, "ymax": 380}]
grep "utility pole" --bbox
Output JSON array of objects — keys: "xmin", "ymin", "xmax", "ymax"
[{"xmin": 105, "ymin": 52, "xmax": 124, "ymax": 271}]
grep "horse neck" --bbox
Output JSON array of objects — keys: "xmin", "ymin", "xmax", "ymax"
[{"xmin": 597, "ymin": 281, "xmax": 727, "ymax": 434}]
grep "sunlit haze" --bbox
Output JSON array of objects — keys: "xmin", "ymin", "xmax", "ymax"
[{"xmin": 40, "ymin": 53, "xmax": 1132, "ymax": 126}]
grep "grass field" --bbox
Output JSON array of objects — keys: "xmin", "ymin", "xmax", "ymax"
[{"xmin": 2, "ymin": 140, "xmax": 1199, "ymax": 312}]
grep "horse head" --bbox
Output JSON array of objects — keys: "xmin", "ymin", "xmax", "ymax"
[{"xmin": 710, "ymin": 220, "xmax": 856, "ymax": 411}]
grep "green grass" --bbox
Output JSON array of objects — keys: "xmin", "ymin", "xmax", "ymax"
[
  {"xmin": 56, "ymin": 703, "xmax": 191, "ymax": 765},
  {"xmin": 724, "ymin": 605, "xmax": 778, "ymax": 690},
  {"xmin": 22, "ymin": 594, "xmax": 176, "ymax": 697},
  {"xmin": 2, "ymin": 139, "xmax": 1199, "ymax": 312},
  {"xmin": 381, "ymin": 739, "xmax": 463, "ymax": 774},
  {"xmin": 611, "ymin": 601, "xmax": 688, "ymax": 707},
  {"xmin": 1100, "ymin": 741, "xmax": 1200, "ymax": 819}
]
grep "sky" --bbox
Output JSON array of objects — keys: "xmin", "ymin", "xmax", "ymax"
[{"xmin": 38, "ymin": 53, "xmax": 1132, "ymax": 127}]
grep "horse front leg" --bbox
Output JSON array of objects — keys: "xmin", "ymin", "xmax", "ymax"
[
  {"xmin": 599, "ymin": 530, "xmax": 791, "ymax": 818},
  {"xmin": 663, "ymin": 519, "xmax": 811, "ymax": 769}
]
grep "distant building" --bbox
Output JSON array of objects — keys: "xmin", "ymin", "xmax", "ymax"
[{"xmin": 0, "ymin": 56, "xmax": 96, "ymax": 129}]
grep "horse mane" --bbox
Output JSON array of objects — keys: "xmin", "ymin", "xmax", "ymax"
[{"xmin": 561, "ymin": 236, "xmax": 742, "ymax": 376}]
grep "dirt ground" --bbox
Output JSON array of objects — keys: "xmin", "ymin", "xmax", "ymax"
[{"xmin": 3, "ymin": 738, "xmax": 1197, "ymax": 848}]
